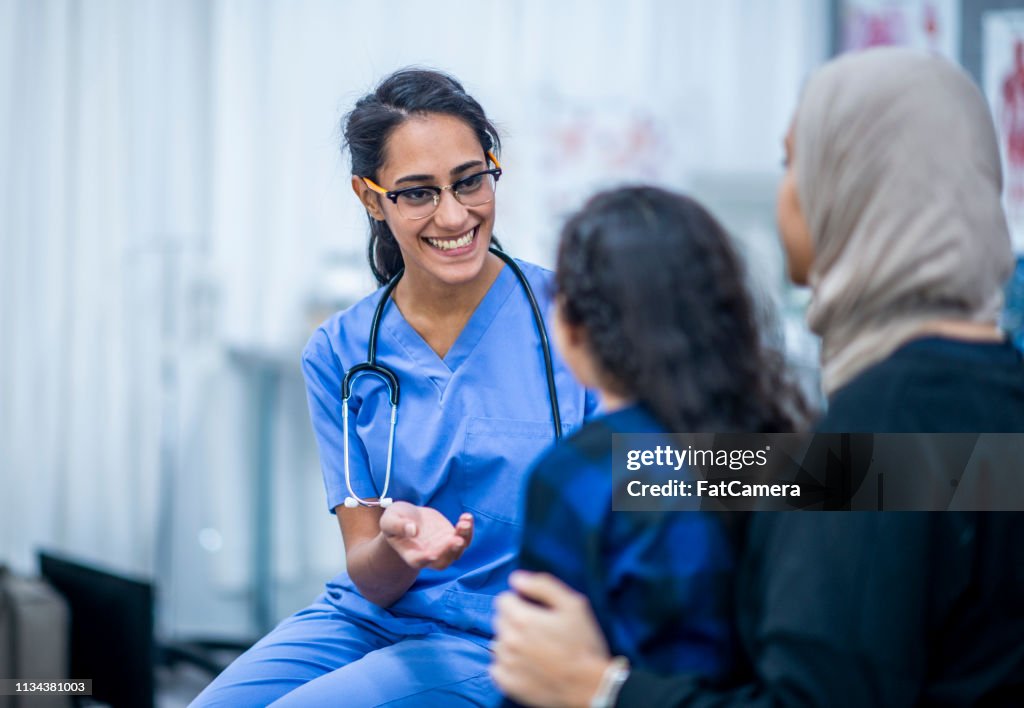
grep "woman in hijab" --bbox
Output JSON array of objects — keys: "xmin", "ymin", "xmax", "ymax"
[
  {"xmin": 779, "ymin": 46, "xmax": 1022, "ymax": 426},
  {"xmin": 492, "ymin": 48, "xmax": 1024, "ymax": 708}
]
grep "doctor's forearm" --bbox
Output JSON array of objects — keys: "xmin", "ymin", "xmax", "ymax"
[{"xmin": 347, "ymin": 532, "xmax": 421, "ymax": 607}]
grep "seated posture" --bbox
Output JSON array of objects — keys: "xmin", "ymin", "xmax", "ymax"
[
  {"xmin": 495, "ymin": 187, "xmax": 805, "ymax": 703},
  {"xmin": 493, "ymin": 48, "xmax": 1024, "ymax": 708},
  {"xmin": 192, "ymin": 69, "xmax": 595, "ymax": 707}
]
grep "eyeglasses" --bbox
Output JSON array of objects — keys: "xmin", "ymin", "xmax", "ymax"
[{"xmin": 361, "ymin": 152, "xmax": 503, "ymax": 221}]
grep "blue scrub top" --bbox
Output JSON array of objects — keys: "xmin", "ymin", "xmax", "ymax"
[{"xmin": 302, "ymin": 259, "xmax": 597, "ymax": 640}]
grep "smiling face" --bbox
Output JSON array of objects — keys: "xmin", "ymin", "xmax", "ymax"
[
  {"xmin": 353, "ymin": 113, "xmax": 496, "ymax": 291},
  {"xmin": 776, "ymin": 121, "xmax": 815, "ymax": 286}
]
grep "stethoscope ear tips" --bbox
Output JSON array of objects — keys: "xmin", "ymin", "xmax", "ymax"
[
  {"xmin": 380, "ymin": 498, "xmax": 394, "ymax": 508},
  {"xmin": 344, "ymin": 497, "xmax": 359, "ymax": 509}
]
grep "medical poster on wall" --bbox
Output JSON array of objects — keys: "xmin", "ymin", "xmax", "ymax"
[
  {"xmin": 983, "ymin": 9, "xmax": 1024, "ymax": 252},
  {"xmin": 840, "ymin": 0, "xmax": 960, "ymax": 60},
  {"xmin": 509, "ymin": 87, "xmax": 684, "ymax": 266},
  {"xmin": 539, "ymin": 97, "xmax": 675, "ymax": 217},
  {"xmin": 983, "ymin": 9, "xmax": 1024, "ymax": 351}
]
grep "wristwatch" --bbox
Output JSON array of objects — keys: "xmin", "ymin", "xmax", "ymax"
[{"xmin": 590, "ymin": 656, "xmax": 631, "ymax": 708}]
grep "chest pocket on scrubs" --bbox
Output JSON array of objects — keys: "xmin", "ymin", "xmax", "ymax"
[{"xmin": 459, "ymin": 417, "xmax": 555, "ymax": 526}]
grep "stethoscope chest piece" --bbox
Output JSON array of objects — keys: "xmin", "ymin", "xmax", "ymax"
[{"xmin": 344, "ymin": 495, "xmax": 392, "ymax": 509}]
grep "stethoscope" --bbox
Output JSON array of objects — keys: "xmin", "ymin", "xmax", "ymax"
[{"xmin": 341, "ymin": 246, "xmax": 562, "ymax": 509}]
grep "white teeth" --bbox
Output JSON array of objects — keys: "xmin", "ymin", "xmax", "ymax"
[{"xmin": 427, "ymin": 229, "xmax": 475, "ymax": 251}]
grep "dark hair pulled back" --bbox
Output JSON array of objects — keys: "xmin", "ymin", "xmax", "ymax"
[
  {"xmin": 343, "ymin": 68, "xmax": 501, "ymax": 285},
  {"xmin": 556, "ymin": 186, "xmax": 806, "ymax": 432}
]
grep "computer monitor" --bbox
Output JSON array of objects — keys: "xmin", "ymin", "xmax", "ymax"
[{"xmin": 37, "ymin": 550, "xmax": 154, "ymax": 708}]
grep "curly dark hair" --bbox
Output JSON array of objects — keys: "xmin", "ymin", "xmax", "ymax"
[
  {"xmin": 343, "ymin": 68, "xmax": 502, "ymax": 286},
  {"xmin": 556, "ymin": 186, "xmax": 806, "ymax": 432}
]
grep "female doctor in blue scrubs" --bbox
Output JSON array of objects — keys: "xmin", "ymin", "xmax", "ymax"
[{"xmin": 191, "ymin": 69, "xmax": 595, "ymax": 707}]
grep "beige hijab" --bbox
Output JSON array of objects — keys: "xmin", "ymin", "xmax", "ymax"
[{"xmin": 793, "ymin": 47, "xmax": 1013, "ymax": 395}]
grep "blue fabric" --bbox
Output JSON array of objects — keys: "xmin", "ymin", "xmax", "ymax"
[
  {"xmin": 518, "ymin": 404, "xmax": 737, "ymax": 679},
  {"xmin": 191, "ymin": 584, "xmax": 498, "ymax": 707},
  {"xmin": 193, "ymin": 259, "xmax": 597, "ymax": 707}
]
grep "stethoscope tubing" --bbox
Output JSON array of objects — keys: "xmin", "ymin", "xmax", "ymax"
[
  {"xmin": 491, "ymin": 248, "xmax": 563, "ymax": 439},
  {"xmin": 340, "ymin": 245, "xmax": 561, "ymax": 509}
]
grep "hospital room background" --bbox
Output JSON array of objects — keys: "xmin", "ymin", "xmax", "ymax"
[{"xmin": 2, "ymin": 0, "xmax": 1024, "ymax": 704}]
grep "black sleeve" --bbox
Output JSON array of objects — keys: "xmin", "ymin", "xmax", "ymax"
[
  {"xmin": 616, "ymin": 513, "xmax": 937, "ymax": 708},
  {"xmin": 616, "ymin": 670, "xmax": 706, "ymax": 707}
]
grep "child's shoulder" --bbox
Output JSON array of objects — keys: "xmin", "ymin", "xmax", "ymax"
[{"xmin": 532, "ymin": 406, "xmax": 665, "ymax": 482}]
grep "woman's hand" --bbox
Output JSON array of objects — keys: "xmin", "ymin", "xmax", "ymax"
[
  {"xmin": 492, "ymin": 571, "xmax": 613, "ymax": 708},
  {"xmin": 380, "ymin": 501, "xmax": 474, "ymax": 570}
]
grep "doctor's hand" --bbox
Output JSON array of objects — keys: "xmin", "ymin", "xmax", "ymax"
[
  {"xmin": 380, "ymin": 501, "xmax": 474, "ymax": 571},
  {"xmin": 492, "ymin": 571, "xmax": 613, "ymax": 708}
]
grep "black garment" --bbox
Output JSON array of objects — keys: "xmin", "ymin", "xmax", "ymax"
[
  {"xmin": 819, "ymin": 336, "xmax": 1024, "ymax": 433},
  {"xmin": 618, "ymin": 337, "xmax": 1024, "ymax": 707}
]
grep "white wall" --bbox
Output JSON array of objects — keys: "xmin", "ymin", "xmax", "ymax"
[{"xmin": 0, "ymin": 0, "xmax": 829, "ymax": 638}]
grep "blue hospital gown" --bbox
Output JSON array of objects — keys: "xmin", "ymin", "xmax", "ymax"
[{"xmin": 191, "ymin": 259, "xmax": 596, "ymax": 707}]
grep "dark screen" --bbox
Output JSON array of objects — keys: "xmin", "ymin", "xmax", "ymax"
[{"xmin": 37, "ymin": 551, "xmax": 154, "ymax": 708}]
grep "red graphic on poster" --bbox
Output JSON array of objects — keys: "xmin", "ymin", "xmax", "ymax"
[
  {"xmin": 1001, "ymin": 39, "xmax": 1024, "ymax": 207},
  {"xmin": 923, "ymin": 3, "xmax": 939, "ymax": 52},
  {"xmin": 841, "ymin": 1, "xmax": 957, "ymax": 59},
  {"xmin": 848, "ymin": 8, "xmax": 906, "ymax": 48}
]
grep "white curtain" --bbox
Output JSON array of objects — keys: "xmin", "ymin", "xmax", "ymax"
[{"xmin": 0, "ymin": 0, "xmax": 828, "ymax": 638}]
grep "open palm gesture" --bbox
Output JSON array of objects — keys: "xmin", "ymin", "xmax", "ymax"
[{"xmin": 380, "ymin": 501, "xmax": 474, "ymax": 570}]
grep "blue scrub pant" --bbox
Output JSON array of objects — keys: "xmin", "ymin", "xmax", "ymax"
[{"xmin": 189, "ymin": 594, "xmax": 499, "ymax": 707}]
